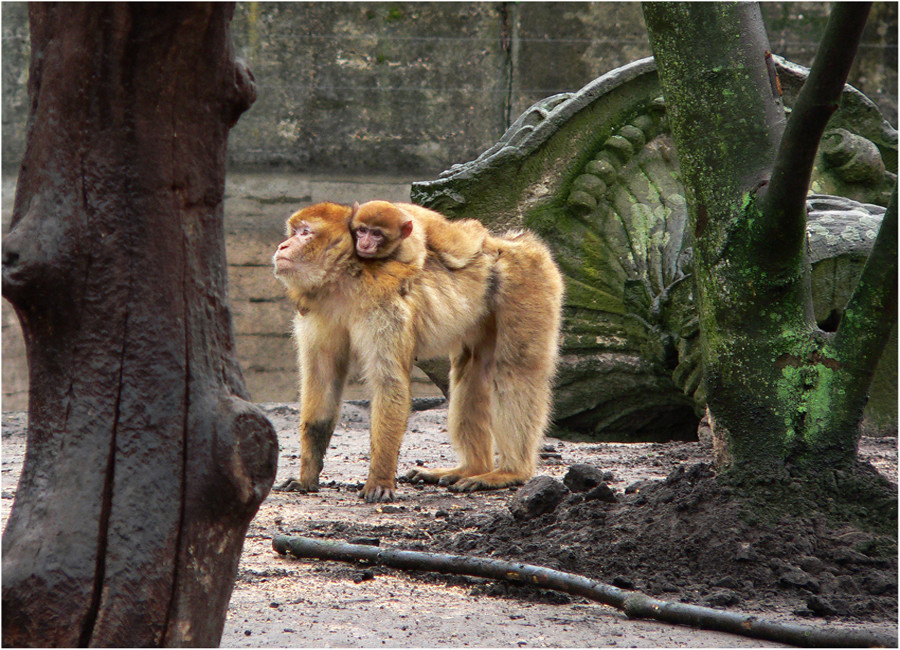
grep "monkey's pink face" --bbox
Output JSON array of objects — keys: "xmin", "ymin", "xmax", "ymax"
[
  {"xmin": 272, "ymin": 203, "xmax": 355, "ymax": 291},
  {"xmin": 273, "ymin": 221, "xmax": 315, "ymax": 275},
  {"xmin": 352, "ymin": 225, "xmax": 386, "ymax": 258}
]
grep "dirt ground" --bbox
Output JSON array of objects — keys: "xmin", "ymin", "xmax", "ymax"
[{"xmin": 2, "ymin": 403, "xmax": 897, "ymax": 647}]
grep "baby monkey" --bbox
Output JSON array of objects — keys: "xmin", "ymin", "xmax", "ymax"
[{"xmin": 349, "ymin": 200, "xmax": 488, "ymax": 271}]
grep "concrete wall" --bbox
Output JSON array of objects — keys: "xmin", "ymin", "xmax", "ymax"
[
  {"xmin": 3, "ymin": 3, "xmax": 897, "ymax": 173},
  {"xmin": 2, "ymin": 2, "xmax": 897, "ymax": 410},
  {"xmin": 224, "ymin": 1, "xmax": 900, "ymax": 175}
]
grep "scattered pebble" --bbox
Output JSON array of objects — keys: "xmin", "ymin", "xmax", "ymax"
[{"xmin": 354, "ymin": 570, "xmax": 375, "ymax": 583}]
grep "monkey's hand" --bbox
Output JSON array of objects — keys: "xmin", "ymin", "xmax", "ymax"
[
  {"xmin": 360, "ymin": 480, "xmax": 396, "ymax": 503},
  {"xmin": 275, "ymin": 477, "xmax": 319, "ymax": 493}
]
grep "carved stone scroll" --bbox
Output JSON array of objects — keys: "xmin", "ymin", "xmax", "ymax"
[{"xmin": 412, "ymin": 57, "xmax": 897, "ymax": 441}]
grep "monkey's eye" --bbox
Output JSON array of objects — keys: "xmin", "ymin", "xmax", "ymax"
[
  {"xmin": 293, "ymin": 224, "xmax": 312, "ymax": 237},
  {"xmin": 356, "ymin": 226, "xmax": 369, "ymax": 235}
]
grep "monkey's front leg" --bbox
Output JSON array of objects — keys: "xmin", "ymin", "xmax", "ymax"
[
  {"xmin": 279, "ymin": 418, "xmax": 340, "ymax": 492},
  {"xmin": 278, "ymin": 319, "xmax": 349, "ymax": 493},
  {"xmin": 362, "ymin": 373, "xmax": 412, "ymax": 502},
  {"xmin": 283, "ymin": 418, "xmax": 337, "ymax": 492}
]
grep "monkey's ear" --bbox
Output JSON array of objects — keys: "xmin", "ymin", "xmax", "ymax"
[
  {"xmin": 400, "ymin": 220, "xmax": 413, "ymax": 239},
  {"xmin": 349, "ymin": 202, "xmax": 360, "ymax": 224}
]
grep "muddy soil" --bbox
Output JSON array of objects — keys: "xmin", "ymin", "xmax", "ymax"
[{"xmin": 2, "ymin": 403, "xmax": 897, "ymax": 647}]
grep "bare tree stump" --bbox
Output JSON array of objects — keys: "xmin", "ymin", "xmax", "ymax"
[{"xmin": 1, "ymin": 5, "xmax": 277, "ymax": 646}]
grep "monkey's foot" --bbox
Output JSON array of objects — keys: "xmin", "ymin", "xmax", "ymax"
[
  {"xmin": 448, "ymin": 470, "xmax": 529, "ymax": 493},
  {"xmin": 274, "ymin": 477, "xmax": 319, "ymax": 493},
  {"xmin": 405, "ymin": 466, "xmax": 468, "ymax": 485},
  {"xmin": 360, "ymin": 480, "xmax": 396, "ymax": 503}
]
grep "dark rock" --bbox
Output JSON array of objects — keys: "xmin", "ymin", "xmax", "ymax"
[
  {"xmin": 734, "ymin": 543, "xmax": 757, "ymax": 562},
  {"xmin": 835, "ymin": 574, "xmax": 860, "ymax": 594},
  {"xmin": 509, "ymin": 476, "xmax": 568, "ymax": 520},
  {"xmin": 584, "ymin": 483, "xmax": 618, "ymax": 503},
  {"xmin": 612, "ymin": 575, "xmax": 635, "ymax": 590},
  {"xmin": 624, "ymin": 480, "xmax": 656, "ymax": 494},
  {"xmin": 540, "ymin": 443, "xmax": 563, "ymax": 459},
  {"xmin": 703, "ymin": 589, "xmax": 741, "ymax": 607},
  {"xmin": 779, "ymin": 568, "xmax": 821, "ymax": 593},
  {"xmin": 863, "ymin": 572, "xmax": 897, "ymax": 596},
  {"xmin": 353, "ymin": 569, "xmax": 375, "ymax": 583},
  {"xmin": 652, "ymin": 579, "xmax": 679, "ymax": 593},
  {"xmin": 806, "ymin": 595, "xmax": 838, "ymax": 617},
  {"xmin": 555, "ymin": 549, "xmax": 579, "ymax": 566},
  {"xmin": 797, "ymin": 555, "xmax": 825, "ymax": 574},
  {"xmin": 564, "ymin": 464, "xmax": 608, "ymax": 492},
  {"xmin": 713, "ymin": 576, "xmax": 741, "ymax": 590}
]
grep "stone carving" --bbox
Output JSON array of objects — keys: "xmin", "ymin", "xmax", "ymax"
[{"xmin": 412, "ymin": 57, "xmax": 897, "ymax": 441}]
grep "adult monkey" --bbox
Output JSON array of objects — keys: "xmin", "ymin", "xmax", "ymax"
[{"xmin": 273, "ymin": 202, "xmax": 563, "ymax": 502}]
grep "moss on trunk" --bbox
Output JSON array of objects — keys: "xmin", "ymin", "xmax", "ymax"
[{"xmin": 644, "ymin": 2, "xmax": 896, "ymax": 479}]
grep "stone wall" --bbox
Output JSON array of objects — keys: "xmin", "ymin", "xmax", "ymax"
[{"xmin": 3, "ymin": 3, "xmax": 897, "ymax": 173}]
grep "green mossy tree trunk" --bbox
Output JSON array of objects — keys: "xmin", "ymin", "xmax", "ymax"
[{"xmin": 643, "ymin": 2, "xmax": 896, "ymax": 476}]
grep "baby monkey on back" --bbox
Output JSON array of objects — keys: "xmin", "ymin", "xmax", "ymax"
[{"xmin": 349, "ymin": 200, "xmax": 489, "ymax": 271}]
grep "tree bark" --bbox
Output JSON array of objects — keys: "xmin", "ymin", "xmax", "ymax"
[
  {"xmin": 1, "ymin": 4, "xmax": 277, "ymax": 647},
  {"xmin": 820, "ymin": 187, "xmax": 898, "ymax": 449}
]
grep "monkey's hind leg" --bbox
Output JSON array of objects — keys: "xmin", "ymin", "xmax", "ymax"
[
  {"xmin": 406, "ymin": 323, "xmax": 495, "ymax": 487},
  {"xmin": 448, "ymin": 357, "xmax": 550, "ymax": 493},
  {"xmin": 449, "ymin": 248, "xmax": 561, "ymax": 493}
]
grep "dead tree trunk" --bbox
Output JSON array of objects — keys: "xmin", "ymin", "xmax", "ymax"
[{"xmin": 1, "ymin": 4, "xmax": 277, "ymax": 646}]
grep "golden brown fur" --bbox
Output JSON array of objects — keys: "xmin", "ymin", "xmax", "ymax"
[{"xmin": 273, "ymin": 202, "xmax": 563, "ymax": 502}]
